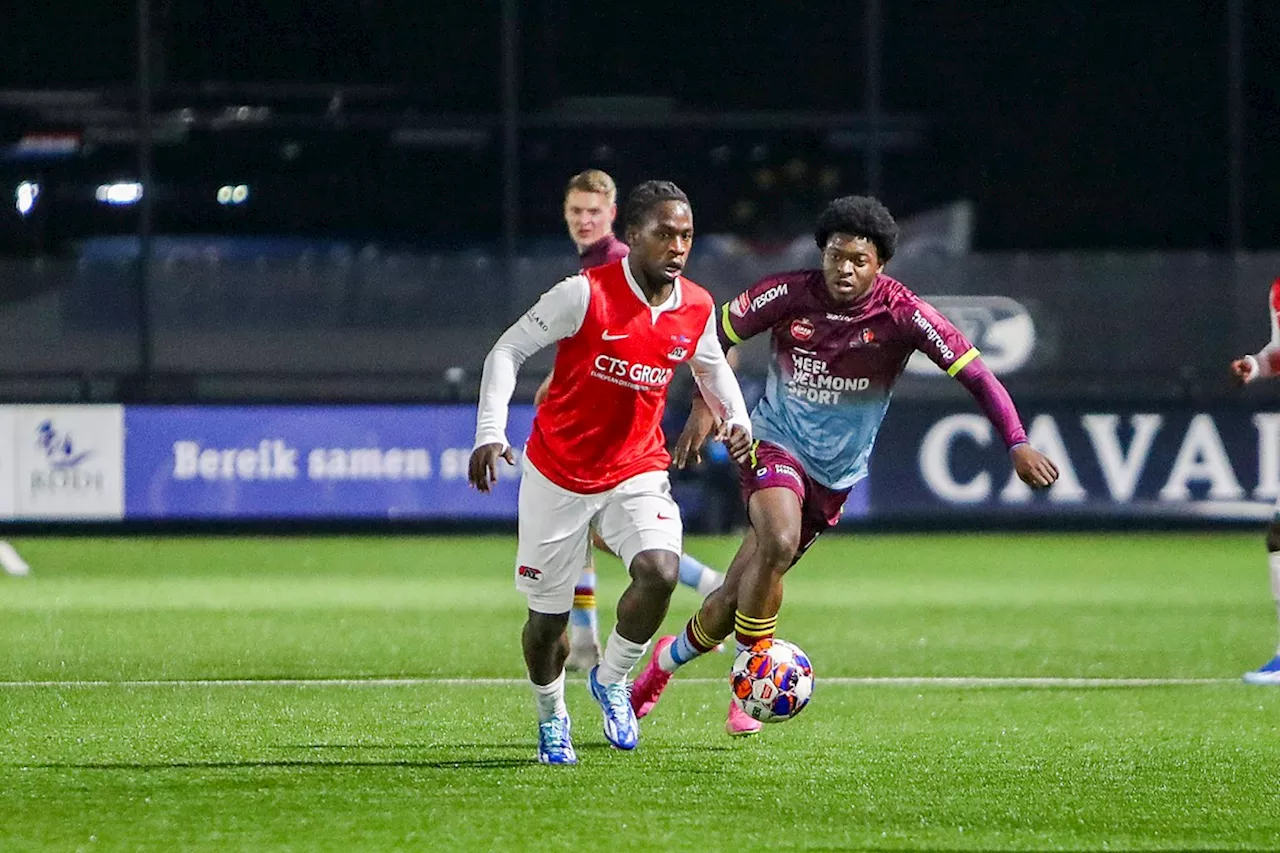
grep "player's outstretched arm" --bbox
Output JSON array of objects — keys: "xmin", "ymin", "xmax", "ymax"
[
  {"xmin": 470, "ymin": 276, "xmax": 588, "ymax": 493},
  {"xmin": 686, "ymin": 313, "xmax": 752, "ymax": 466},
  {"xmin": 954, "ymin": 361, "xmax": 1058, "ymax": 490},
  {"xmin": 1230, "ymin": 357, "xmax": 1258, "ymax": 385},
  {"xmin": 720, "ymin": 423, "xmax": 753, "ymax": 465},
  {"xmin": 905, "ymin": 296, "xmax": 1057, "ymax": 490},
  {"xmin": 468, "ymin": 443, "xmax": 516, "ymax": 493},
  {"xmin": 1231, "ymin": 349, "xmax": 1280, "ymax": 385},
  {"xmin": 1010, "ymin": 444, "xmax": 1059, "ymax": 489},
  {"xmin": 676, "ymin": 323, "xmax": 747, "ymax": 467},
  {"xmin": 1232, "ymin": 278, "xmax": 1280, "ymax": 386}
]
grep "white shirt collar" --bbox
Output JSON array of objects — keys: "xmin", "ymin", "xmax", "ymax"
[{"xmin": 622, "ymin": 257, "xmax": 681, "ymax": 320}]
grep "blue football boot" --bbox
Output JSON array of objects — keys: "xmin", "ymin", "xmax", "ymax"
[
  {"xmin": 537, "ymin": 714, "xmax": 577, "ymax": 765},
  {"xmin": 1243, "ymin": 654, "xmax": 1280, "ymax": 685},
  {"xmin": 588, "ymin": 666, "xmax": 639, "ymax": 750}
]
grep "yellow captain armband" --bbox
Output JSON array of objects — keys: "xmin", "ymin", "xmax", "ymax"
[
  {"xmin": 946, "ymin": 347, "xmax": 980, "ymax": 377},
  {"xmin": 721, "ymin": 304, "xmax": 744, "ymax": 345}
]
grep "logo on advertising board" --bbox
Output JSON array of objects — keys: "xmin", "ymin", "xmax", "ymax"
[
  {"xmin": 13, "ymin": 405, "xmax": 124, "ymax": 519},
  {"xmin": 880, "ymin": 405, "xmax": 1280, "ymax": 521},
  {"xmin": 905, "ymin": 296, "xmax": 1035, "ymax": 376}
]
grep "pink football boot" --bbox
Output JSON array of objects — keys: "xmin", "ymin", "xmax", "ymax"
[
  {"xmin": 630, "ymin": 635, "xmax": 675, "ymax": 719},
  {"xmin": 725, "ymin": 701, "xmax": 763, "ymax": 737}
]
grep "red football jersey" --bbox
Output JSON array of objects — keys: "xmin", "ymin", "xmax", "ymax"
[
  {"xmin": 1259, "ymin": 278, "xmax": 1280, "ymax": 375},
  {"xmin": 526, "ymin": 260, "xmax": 714, "ymax": 493}
]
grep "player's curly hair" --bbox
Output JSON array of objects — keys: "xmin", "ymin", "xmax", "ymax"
[
  {"xmin": 814, "ymin": 195, "xmax": 898, "ymax": 263},
  {"xmin": 625, "ymin": 180, "xmax": 691, "ymax": 231}
]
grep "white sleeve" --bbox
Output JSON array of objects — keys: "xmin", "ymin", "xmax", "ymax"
[
  {"xmin": 688, "ymin": 311, "xmax": 752, "ymax": 436},
  {"xmin": 473, "ymin": 275, "xmax": 589, "ymax": 449},
  {"xmin": 1250, "ymin": 282, "xmax": 1280, "ymax": 380}
]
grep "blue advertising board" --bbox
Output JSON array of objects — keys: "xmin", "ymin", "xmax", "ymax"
[
  {"xmin": 866, "ymin": 403, "xmax": 1280, "ymax": 521},
  {"xmin": 62, "ymin": 401, "xmax": 1280, "ymax": 524},
  {"xmin": 123, "ymin": 404, "xmax": 871, "ymax": 523},
  {"xmin": 124, "ymin": 405, "xmax": 534, "ymax": 519}
]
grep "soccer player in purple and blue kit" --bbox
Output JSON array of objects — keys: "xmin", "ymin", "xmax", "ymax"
[{"xmin": 630, "ymin": 195, "xmax": 1060, "ymax": 735}]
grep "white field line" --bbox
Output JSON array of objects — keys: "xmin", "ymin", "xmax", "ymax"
[
  {"xmin": 0, "ymin": 541, "xmax": 30, "ymax": 576},
  {"xmin": 0, "ymin": 676, "xmax": 1235, "ymax": 689}
]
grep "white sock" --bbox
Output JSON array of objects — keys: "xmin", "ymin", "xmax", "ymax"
[
  {"xmin": 596, "ymin": 627, "xmax": 649, "ymax": 685},
  {"xmin": 531, "ymin": 671, "xmax": 567, "ymax": 722},
  {"xmin": 1270, "ymin": 552, "xmax": 1280, "ymax": 656}
]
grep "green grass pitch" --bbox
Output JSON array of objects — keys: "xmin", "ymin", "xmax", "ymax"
[{"xmin": 2, "ymin": 532, "xmax": 1279, "ymax": 851}]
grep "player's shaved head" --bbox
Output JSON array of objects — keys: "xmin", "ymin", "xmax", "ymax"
[{"xmin": 814, "ymin": 195, "xmax": 898, "ymax": 264}]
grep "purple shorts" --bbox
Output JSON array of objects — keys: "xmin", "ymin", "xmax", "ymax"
[{"xmin": 738, "ymin": 440, "xmax": 851, "ymax": 563}]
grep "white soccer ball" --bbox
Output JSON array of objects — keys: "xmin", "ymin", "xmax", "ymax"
[{"xmin": 730, "ymin": 637, "xmax": 814, "ymax": 723}]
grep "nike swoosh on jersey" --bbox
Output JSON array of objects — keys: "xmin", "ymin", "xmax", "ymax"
[{"xmin": 601, "ymin": 331, "xmax": 629, "ymax": 340}]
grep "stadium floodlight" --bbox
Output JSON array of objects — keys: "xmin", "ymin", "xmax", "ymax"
[
  {"xmin": 218, "ymin": 184, "xmax": 250, "ymax": 206},
  {"xmin": 15, "ymin": 181, "xmax": 39, "ymax": 216},
  {"xmin": 95, "ymin": 182, "xmax": 144, "ymax": 206}
]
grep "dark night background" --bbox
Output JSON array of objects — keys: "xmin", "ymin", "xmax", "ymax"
[{"xmin": 2, "ymin": 1, "xmax": 1278, "ymax": 249}]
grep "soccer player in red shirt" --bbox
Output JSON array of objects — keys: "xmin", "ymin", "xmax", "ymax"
[
  {"xmin": 546, "ymin": 171, "xmax": 727, "ymax": 672},
  {"xmin": 1230, "ymin": 277, "xmax": 1280, "ymax": 684},
  {"xmin": 629, "ymin": 196, "xmax": 1059, "ymax": 734},
  {"xmin": 469, "ymin": 181, "xmax": 752, "ymax": 764}
]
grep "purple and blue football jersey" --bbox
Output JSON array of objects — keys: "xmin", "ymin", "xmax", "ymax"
[{"xmin": 719, "ymin": 269, "xmax": 1000, "ymax": 490}]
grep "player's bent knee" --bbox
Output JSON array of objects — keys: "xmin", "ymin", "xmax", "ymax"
[
  {"xmin": 526, "ymin": 608, "xmax": 569, "ymax": 626},
  {"xmin": 525, "ymin": 609, "xmax": 569, "ymax": 638},
  {"xmin": 629, "ymin": 550, "xmax": 680, "ymax": 590},
  {"xmin": 756, "ymin": 528, "xmax": 800, "ymax": 570}
]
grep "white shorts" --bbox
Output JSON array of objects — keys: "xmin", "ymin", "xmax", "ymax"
[{"xmin": 515, "ymin": 455, "xmax": 682, "ymax": 614}]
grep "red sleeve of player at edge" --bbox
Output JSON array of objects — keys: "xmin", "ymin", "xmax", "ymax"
[{"xmin": 1263, "ymin": 279, "xmax": 1280, "ymax": 375}]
